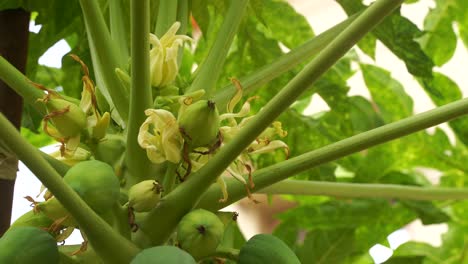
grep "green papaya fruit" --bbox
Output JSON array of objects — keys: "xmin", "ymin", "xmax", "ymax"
[
  {"xmin": 177, "ymin": 209, "xmax": 224, "ymax": 260},
  {"xmin": 130, "ymin": 246, "xmax": 196, "ymax": 264},
  {"xmin": 9, "ymin": 210, "xmax": 54, "ymax": 230},
  {"xmin": 238, "ymin": 234, "xmax": 300, "ymax": 264},
  {"xmin": 0, "ymin": 226, "xmax": 59, "ymax": 264},
  {"xmin": 45, "ymin": 98, "xmax": 87, "ymax": 137},
  {"xmin": 63, "ymin": 160, "xmax": 120, "ymax": 214},
  {"xmin": 178, "ymin": 100, "xmax": 220, "ymax": 148}
]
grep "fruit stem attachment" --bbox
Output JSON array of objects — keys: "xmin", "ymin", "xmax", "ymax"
[
  {"xmin": 125, "ymin": 0, "xmax": 154, "ymax": 186},
  {"xmin": 186, "ymin": 0, "xmax": 249, "ymax": 97},
  {"xmin": 0, "ymin": 114, "xmax": 140, "ymax": 263}
]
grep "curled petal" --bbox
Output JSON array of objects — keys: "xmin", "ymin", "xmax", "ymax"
[
  {"xmin": 138, "ymin": 109, "xmax": 183, "ymax": 164},
  {"xmin": 248, "ymin": 140, "xmax": 289, "ymax": 158}
]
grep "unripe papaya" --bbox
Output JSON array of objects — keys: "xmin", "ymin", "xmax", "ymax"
[
  {"xmin": 130, "ymin": 246, "xmax": 196, "ymax": 264},
  {"xmin": 63, "ymin": 160, "xmax": 120, "ymax": 214},
  {"xmin": 0, "ymin": 226, "xmax": 59, "ymax": 264},
  {"xmin": 93, "ymin": 134, "xmax": 126, "ymax": 166},
  {"xmin": 128, "ymin": 180, "xmax": 162, "ymax": 212},
  {"xmin": 9, "ymin": 210, "xmax": 54, "ymax": 230},
  {"xmin": 178, "ymin": 100, "xmax": 220, "ymax": 148},
  {"xmin": 177, "ymin": 209, "xmax": 224, "ymax": 260},
  {"xmin": 45, "ymin": 98, "xmax": 87, "ymax": 137},
  {"xmin": 238, "ymin": 234, "xmax": 300, "ymax": 264}
]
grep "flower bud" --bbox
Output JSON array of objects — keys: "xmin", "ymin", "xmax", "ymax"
[{"xmin": 128, "ymin": 180, "xmax": 163, "ymax": 212}]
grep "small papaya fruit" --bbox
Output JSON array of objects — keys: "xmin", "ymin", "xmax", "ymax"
[
  {"xmin": 238, "ymin": 234, "xmax": 300, "ymax": 264},
  {"xmin": 45, "ymin": 98, "xmax": 87, "ymax": 137},
  {"xmin": 0, "ymin": 226, "xmax": 59, "ymax": 264},
  {"xmin": 128, "ymin": 180, "xmax": 163, "ymax": 212},
  {"xmin": 63, "ymin": 160, "xmax": 120, "ymax": 214},
  {"xmin": 178, "ymin": 100, "xmax": 220, "ymax": 148},
  {"xmin": 177, "ymin": 209, "xmax": 224, "ymax": 260},
  {"xmin": 9, "ymin": 209, "xmax": 54, "ymax": 230},
  {"xmin": 93, "ymin": 134, "xmax": 126, "ymax": 166},
  {"xmin": 130, "ymin": 245, "xmax": 196, "ymax": 264}
]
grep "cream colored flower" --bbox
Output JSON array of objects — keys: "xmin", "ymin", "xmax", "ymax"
[
  {"xmin": 138, "ymin": 109, "xmax": 183, "ymax": 163},
  {"xmin": 150, "ymin": 22, "xmax": 192, "ymax": 87}
]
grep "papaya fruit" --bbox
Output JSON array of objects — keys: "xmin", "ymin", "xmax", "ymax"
[
  {"xmin": 93, "ymin": 134, "xmax": 126, "ymax": 167},
  {"xmin": 0, "ymin": 226, "xmax": 59, "ymax": 264},
  {"xmin": 130, "ymin": 245, "xmax": 196, "ymax": 264},
  {"xmin": 63, "ymin": 160, "xmax": 120, "ymax": 214},
  {"xmin": 238, "ymin": 234, "xmax": 300, "ymax": 264},
  {"xmin": 178, "ymin": 100, "xmax": 220, "ymax": 148},
  {"xmin": 45, "ymin": 98, "xmax": 87, "ymax": 137},
  {"xmin": 177, "ymin": 209, "xmax": 224, "ymax": 260},
  {"xmin": 9, "ymin": 210, "xmax": 54, "ymax": 230}
]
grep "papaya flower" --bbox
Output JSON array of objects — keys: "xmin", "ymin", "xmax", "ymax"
[
  {"xmin": 150, "ymin": 22, "xmax": 192, "ymax": 87},
  {"xmin": 138, "ymin": 109, "xmax": 183, "ymax": 164}
]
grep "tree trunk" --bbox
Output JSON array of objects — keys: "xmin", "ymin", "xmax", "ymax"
[{"xmin": 0, "ymin": 9, "xmax": 30, "ymax": 236}]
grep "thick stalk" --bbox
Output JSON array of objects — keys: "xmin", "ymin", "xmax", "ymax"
[
  {"xmin": 125, "ymin": 0, "xmax": 153, "ymax": 186},
  {"xmin": 259, "ymin": 180, "xmax": 468, "ymax": 201},
  {"xmin": 154, "ymin": 0, "xmax": 178, "ymax": 37},
  {"xmin": 186, "ymin": 0, "xmax": 249, "ymax": 97},
  {"xmin": 0, "ymin": 114, "xmax": 139, "ymax": 263},
  {"xmin": 140, "ymin": 0, "xmax": 404, "ymax": 245},
  {"xmin": 213, "ymin": 13, "xmax": 359, "ymax": 110},
  {"xmin": 79, "ymin": 0, "xmax": 129, "ymax": 122},
  {"xmin": 197, "ymin": 97, "xmax": 468, "ymax": 210},
  {"xmin": 0, "ymin": 56, "xmax": 45, "ymax": 114},
  {"xmin": 0, "ymin": 9, "xmax": 29, "ymax": 236},
  {"xmin": 109, "ymin": 0, "xmax": 130, "ymax": 67},
  {"xmin": 40, "ymin": 151, "xmax": 70, "ymax": 176}
]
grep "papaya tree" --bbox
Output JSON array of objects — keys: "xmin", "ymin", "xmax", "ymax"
[{"xmin": 1, "ymin": 0, "xmax": 468, "ymax": 263}]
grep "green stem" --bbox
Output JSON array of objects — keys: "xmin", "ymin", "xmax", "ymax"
[
  {"xmin": 176, "ymin": 0, "xmax": 189, "ymax": 66},
  {"xmin": 196, "ymin": 97, "xmax": 468, "ymax": 210},
  {"xmin": 154, "ymin": 0, "xmax": 178, "ymax": 37},
  {"xmin": 0, "ymin": 56, "xmax": 45, "ymax": 114},
  {"xmin": 0, "ymin": 114, "xmax": 139, "ymax": 263},
  {"xmin": 186, "ymin": 0, "xmax": 249, "ymax": 97},
  {"xmin": 79, "ymin": 0, "xmax": 129, "ymax": 122},
  {"xmin": 40, "ymin": 151, "xmax": 70, "ymax": 176},
  {"xmin": 213, "ymin": 13, "xmax": 359, "ymax": 110},
  {"xmin": 125, "ymin": 0, "xmax": 153, "ymax": 186},
  {"xmin": 140, "ymin": 0, "xmax": 404, "ymax": 245},
  {"xmin": 109, "ymin": 0, "xmax": 130, "ymax": 67},
  {"xmin": 202, "ymin": 246, "xmax": 240, "ymax": 262},
  {"xmin": 258, "ymin": 180, "xmax": 468, "ymax": 200},
  {"xmin": 162, "ymin": 163, "xmax": 177, "ymax": 194}
]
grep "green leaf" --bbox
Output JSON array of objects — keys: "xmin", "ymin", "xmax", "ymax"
[
  {"xmin": 297, "ymin": 229, "xmax": 355, "ymax": 264},
  {"xmin": 454, "ymin": 0, "xmax": 468, "ymax": 50},
  {"xmin": 386, "ymin": 242, "xmax": 439, "ymax": 263},
  {"xmin": 259, "ymin": 0, "xmax": 314, "ymax": 49},
  {"xmin": 400, "ymin": 200, "xmax": 450, "ymax": 225},
  {"xmin": 360, "ymin": 64, "xmax": 413, "ymax": 122},
  {"xmin": 337, "ymin": 0, "xmax": 434, "ymax": 78},
  {"xmin": 417, "ymin": 0, "xmax": 457, "ymax": 66}
]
